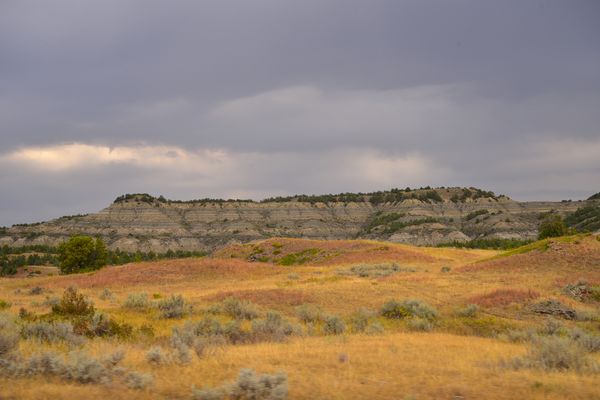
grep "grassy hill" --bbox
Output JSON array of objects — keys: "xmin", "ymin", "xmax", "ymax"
[{"xmin": 0, "ymin": 235, "xmax": 599, "ymax": 399}]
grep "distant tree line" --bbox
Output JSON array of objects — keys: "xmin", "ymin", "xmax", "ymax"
[
  {"xmin": 0, "ymin": 240, "xmax": 207, "ymax": 276},
  {"xmin": 437, "ymin": 238, "xmax": 533, "ymax": 250},
  {"xmin": 113, "ymin": 187, "xmax": 501, "ymax": 206}
]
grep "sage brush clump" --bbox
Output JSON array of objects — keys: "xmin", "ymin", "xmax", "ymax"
[
  {"xmin": 295, "ymin": 304, "xmax": 322, "ymax": 324},
  {"xmin": 337, "ymin": 263, "xmax": 415, "ymax": 278},
  {"xmin": 123, "ymin": 292, "xmax": 150, "ymax": 309},
  {"xmin": 251, "ymin": 311, "xmax": 299, "ymax": 342},
  {"xmin": 218, "ymin": 297, "xmax": 260, "ymax": 320},
  {"xmin": 507, "ymin": 336, "xmax": 599, "ymax": 372},
  {"xmin": 21, "ymin": 321, "xmax": 84, "ymax": 346},
  {"xmin": 322, "ymin": 315, "xmax": 345, "ymax": 335},
  {"xmin": 192, "ymin": 369, "xmax": 288, "ymax": 400},
  {"xmin": 380, "ymin": 299, "xmax": 438, "ymax": 321},
  {"xmin": 0, "ymin": 349, "xmax": 152, "ymax": 387},
  {"xmin": 157, "ymin": 295, "xmax": 189, "ymax": 319}
]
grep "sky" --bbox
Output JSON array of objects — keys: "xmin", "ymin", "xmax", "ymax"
[{"xmin": 1, "ymin": 0, "xmax": 599, "ymax": 226}]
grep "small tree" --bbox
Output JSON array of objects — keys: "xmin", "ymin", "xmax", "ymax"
[
  {"xmin": 58, "ymin": 236, "xmax": 108, "ymax": 274},
  {"xmin": 538, "ymin": 216, "xmax": 568, "ymax": 240}
]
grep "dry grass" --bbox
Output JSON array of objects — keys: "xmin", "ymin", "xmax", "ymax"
[
  {"xmin": 1, "ymin": 235, "xmax": 599, "ymax": 399},
  {"xmin": 205, "ymin": 289, "xmax": 313, "ymax": 307}
]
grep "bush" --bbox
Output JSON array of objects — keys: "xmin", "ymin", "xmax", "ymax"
[
  {"xmin": 538, "ymin": 216, "xmax": 569, "ymax": 240},
  {"xmin": 192, "ymin": 369, "xmax": 288, "ymax": 400},
  {"xmin": 0, "ymin": 349, "xmax": 138, "ymax": 385},
  {"xmin": 530, "ymin": 299, "xmax": 577, "ymax": 320},
  {"xmin": 456, "ymin": 304, "xmax": 479, "ymax": 318},
  {"xmin": 540, "ymin": 317, "xmax": 563, "ymax": 336},
  {"xmin": 251, "ymin": 312, "xmax": 298, "ymax": 343},
  {"xmin": 220, "ymin": 297, "xmax": 260, "ymax": 320},
  {"xmin": 380, "ymin": 299, "xmax": 438, "ymax": 321},
  {"xmin": 570, "ymin": 329, "xmax": 600, "ymax": 353},
  {"xmin": 322, "ymin": 315, "xmax": 345, "ymax": 335},
  {"xmin": 52, "ymin": 287, "xmax": 95, "ymax": 317},
  {"xmin": 337, "ymin": 263, "xmax": 414, "ymax": 278},
  {"xmin": 21, "ymin": 321, "xmax": 83, "ymax": 345},
  {"xmin": 295, "ymin": 304, "xmax": 322, "ymax": 324},
  {"xmin": 508, "ymin": 336, "xmax": 598, "ymax": 372},
  {"xmin": 348, "ymin": 308, "xmax": 375, "ymax": 333},
  {"xmin": 0, "ymin": 300, "xmax": 10, "ymax": 310},
  {"xmin": 123, "ymin": 292, "xmax": 150, "ymax": 309},
  {"xmin": 157, "ymin": 295, "xmax": 189, "ymax": 319},
  {"xmin": 125, "ymin": 371, "xmax": 154, "ymax": 389},
  {"xmin": 407, "ymin": 317, "xmax": 433, "ymax": 332},
  {"xmin": 58, "ymin": 236, "xmax": 107, "ymax": 274},
  {"xmin": 146, "ymin": 346, "xmax": 170, "ymax": 365}
]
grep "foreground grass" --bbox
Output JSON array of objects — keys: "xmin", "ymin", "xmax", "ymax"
[
  {"xmin": 3, "ymin": 333, "xmax": 600, "ymax": 400},
  {"xmin": 1, "ymin": 235, "xmax": 599, "ymax": 399}
]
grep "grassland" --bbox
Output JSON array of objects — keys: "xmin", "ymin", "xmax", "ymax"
[{"xmin": 1, "ymin": 235, "xmax": 599, "ymax": 399}]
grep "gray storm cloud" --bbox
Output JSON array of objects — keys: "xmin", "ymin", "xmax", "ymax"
[{"xmin": 0, "ymin": 0, "xmax": 599, "ymax": 225}]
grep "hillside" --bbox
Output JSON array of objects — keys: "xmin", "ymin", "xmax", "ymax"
[
  {"xmin": 1, "ymin": 187, "xmax": 594, "ymax": 252},
  {"xmin": 0, "ymin": 235, "xmax": 599, "ymax": 399}
]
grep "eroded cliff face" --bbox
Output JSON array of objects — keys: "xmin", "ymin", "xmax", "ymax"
[{"xmin": 0, "ymin": 191, "xmax": 588, "ymax": 252}]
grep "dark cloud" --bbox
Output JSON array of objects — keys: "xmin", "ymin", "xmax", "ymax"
[{"xmin": 0, "ymin": 0, "xmax": 599, "ymax": 225}]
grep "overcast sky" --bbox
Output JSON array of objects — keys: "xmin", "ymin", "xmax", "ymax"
[{"xmin": 1, "ymin": 0, "xmax": 599, "ymax": 226}]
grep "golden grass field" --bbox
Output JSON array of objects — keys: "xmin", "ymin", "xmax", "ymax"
[{"xmin": 1, "ymin": 235, "xmax": 600, "ymax": 399}]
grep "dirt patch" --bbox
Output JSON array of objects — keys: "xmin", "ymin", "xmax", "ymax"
[
  {"xmin": 468, "ymin": 289, "xmax": 540, "ymax": 307},
  {"xmin": 205, "ymin": 288, "xmax": 313, "ymax": 307}
]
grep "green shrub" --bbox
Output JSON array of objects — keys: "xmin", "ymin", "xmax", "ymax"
[
  {"xmin": 58, "ymin": 236, "xmax": 107, "ymax": 274},
  {"xmin": 538, "ymin": 216, "xmax": 569, "ymax": 240},
  {"xmin": 464, "ymin": 209, "xmax": 489, "ymax": 221},
  {"xmin": 322, "ymin": 315, "xmax": 345, "ymax": 335},
  {"xmin": 52, "ymin": 287, "xmax": 95, "ymax": 317},
  {"xmin": 0, "ymin": 300, "xmax": 10, "ymax": 310}
]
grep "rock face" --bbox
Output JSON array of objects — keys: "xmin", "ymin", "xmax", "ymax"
[{"xmin": 1, "ymin": 188, "xmax": 590, "ymax": 252}]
